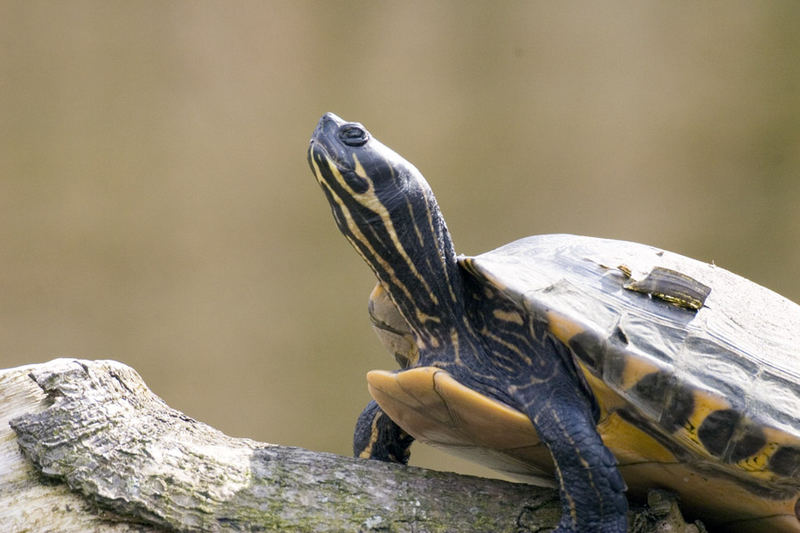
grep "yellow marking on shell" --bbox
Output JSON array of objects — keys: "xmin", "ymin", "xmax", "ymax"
[
  {"xmin": 598, "ymin": 410, "xmax": 678, "ymax": 465},
  {"xmin": 683, "ymin": 390, "xmax": 732, "ymax": 453},
  {"xmin": 740, "ymin": 444, "xmax": 772, "ymax": 474},
  {"xmin": 576, "ymin": 361, "xmax": 625, "ymax": 416},
  {"xmin": 578, "ymin": 361, "xmax": 678, "ymax": 464},
  {"xmin": 318, "ymin": 154, "xmax": 440, "ymax": 331},
  {"xmin": 730, "ymin": 422, "xmax": 771, "ymax": 474},
  {"xmin": 616, "ymin": 358, "xmax": 730, "ymax": 459},
  {"xmin": 735, "ymin": 425, "xmax": 800, "ymax": 479},
  {"xmin": 546, "ymin": 310, "xmax": 585, "ymax": 345},
  {"xmin": 617, "ymin": 357, "xmax": 660, "ymax": 391},
  {"xmin": 736, "ymin": 447, "xmax": 776, "ymax": 477},
  {"xmin": 492, "ymin": 309, "xmax": 525, "ymax": 325}
]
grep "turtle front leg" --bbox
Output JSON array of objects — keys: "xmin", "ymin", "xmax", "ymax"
[
  {"xmin": 353, "ymin": 400, "xmax": 414, "ymax": 464},
  {"xmin": 516, "ymin": 383, "xmax": 628, "ymax": 533}
]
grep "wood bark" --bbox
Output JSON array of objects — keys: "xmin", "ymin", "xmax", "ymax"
[{"xmin": 0, "ymin": 359, "xmax": 703, "ymax": 532}]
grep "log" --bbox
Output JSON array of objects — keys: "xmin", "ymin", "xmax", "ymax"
[{"xmin": 0, "ymin": 359, "xmax": 704, "ymax": 532}]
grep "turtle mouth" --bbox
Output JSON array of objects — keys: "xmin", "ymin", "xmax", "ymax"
[
  {"xmin": 307, "ymin": 137, "xmax": 330, "ymax": 163},
  {"xmin": 308, "ymin": 136, "xmax": 355, "ymax": 181},
  {"xmin": 307, "ymin": 140, "xmax": 332, "ymax": 187}
]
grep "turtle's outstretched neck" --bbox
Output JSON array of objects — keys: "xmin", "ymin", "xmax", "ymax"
[
  {"xmin": 374, "ymin": 186, "xmax": 465, "ymax": 343},
  {"xmin": 308, "ymin": 112, "xmax": 465, "ymax": 347}
]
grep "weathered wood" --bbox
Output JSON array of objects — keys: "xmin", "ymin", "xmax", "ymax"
[
  {"xmin": 0, "ymin": 359, "xmax": 704, "ymax": 532},
  {"xmin": 0, "ymin": 360, "xmax": 160, "ymax": 532}
]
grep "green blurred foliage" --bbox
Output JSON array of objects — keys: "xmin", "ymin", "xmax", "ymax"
[{"xmin": 1, "ymin": 1, "xmax": 798, "ymax": 478}]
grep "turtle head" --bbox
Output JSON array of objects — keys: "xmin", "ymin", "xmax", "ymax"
[
  {"xmin": 308, "ymin": 112, "xmax": 463, "ymax": 347},
  {"xmin": 308, "ymin": 112, "xmax": 430, "ymax": 232}
]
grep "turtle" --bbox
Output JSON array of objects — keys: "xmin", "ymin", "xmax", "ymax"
[{"xmin": 307, "ymin": 112, "xmax": 800, "ymax": 532}]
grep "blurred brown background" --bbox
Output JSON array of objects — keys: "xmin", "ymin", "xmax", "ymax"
[{"xmin": 1, "ymin": 2, "xmax": 799, "ymax": 479}]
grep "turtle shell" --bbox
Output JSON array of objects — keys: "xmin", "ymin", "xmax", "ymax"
[{"xmin": 367, "ymin": 233, "xmax": 800, "ymax": 532}]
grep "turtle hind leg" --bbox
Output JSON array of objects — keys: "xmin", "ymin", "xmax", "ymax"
[
  {"xmin": 518, "ymin": 385, "xmax": 628, "ymax": 533},
  {"xmin": 353, "ymin": 400, "xmax": 414, "ymax": 464}
]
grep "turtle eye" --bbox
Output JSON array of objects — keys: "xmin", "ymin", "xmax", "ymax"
[{"xmin": 338, "ymin": 125, "xmax": 369, "ymax": 147}]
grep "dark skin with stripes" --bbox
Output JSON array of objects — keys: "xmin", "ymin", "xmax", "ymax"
[{"xmin": 308, "ymin": 112, "xmax": 627, "ymax": 532}]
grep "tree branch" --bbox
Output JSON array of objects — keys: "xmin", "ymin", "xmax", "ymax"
[{"xmin": 1, "ymin": 359, "xmax": 703, "ymax": 532}]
